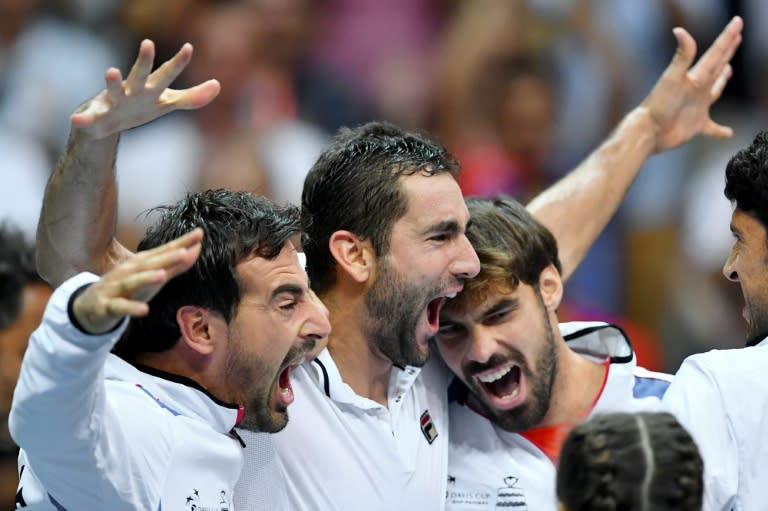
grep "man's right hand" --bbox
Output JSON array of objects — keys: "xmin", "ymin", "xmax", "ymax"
[{"xmin": 70, "ymin": 40, "xmax": 221, "ymax": 140}]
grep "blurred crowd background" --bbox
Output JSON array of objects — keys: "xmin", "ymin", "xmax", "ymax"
[{"xmin": 1, "ymin": 0, "xmax": 764, "ymax": 372}]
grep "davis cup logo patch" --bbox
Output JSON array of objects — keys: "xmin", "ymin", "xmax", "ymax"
[{"xmin": 420, "ymin": 410, "xmax": 439, "ymax": 444}]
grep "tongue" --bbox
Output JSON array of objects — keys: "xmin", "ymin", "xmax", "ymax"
[
  {"xmin": 279, "ymin": 366, "xmax": 292, "ymax": 392},
  {"xmin": 427, "ymin": 298, "xmax": 442, "ymax": 329},
  {"xmin": 485, "ymin": 366, "xmax": 521, "ymax": 398}
]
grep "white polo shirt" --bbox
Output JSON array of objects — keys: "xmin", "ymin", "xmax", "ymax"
[
  {"xmin": 236, "ymin": 348, "xmax": 453, "ymax": 510},
  {"xmin": 445, "ymin": 322, "xmax": 671, "ymax": 511},
  {"xmin": 663, "ymin": 338, "xmax": 768, "ymax": 511}
]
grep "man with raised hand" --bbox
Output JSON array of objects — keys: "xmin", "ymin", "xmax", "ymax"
[
  {"xmin": 16, "ymin": 187, "xmax": 331, "ymax": 509},
  {"xmin": 35, "ymin": 16, "xmax": 742, "ymax": 510}
]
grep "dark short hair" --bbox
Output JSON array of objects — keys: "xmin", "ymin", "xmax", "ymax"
[
  {"xmin": 725, "ymin": 131, "xmax": 768, "ymax": 229},
  {"xmin": 445, "ymin": 196, "xmax": 561, "ymax": 312},
  {"xmin": 114, "ymin": 189, "xmax": 301, "ymax": 360},
  {"xmin": 0, "ymin": 223, "xmax": 44, "ymax": 330},
  {"xmin": 557, "ymin": 412, "xmax": 703, "ymax": 511},
  {"xmin": 301, "ymin": 121, "xmax": 460, "ymax": 294}
]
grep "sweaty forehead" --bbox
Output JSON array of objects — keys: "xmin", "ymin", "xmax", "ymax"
[
  {"xmin": 399, "ymin": 173, "xmax": 468, "ymax": 225},
  {"xmin": 237, "ymin": 243, "xmax": 307, "ymax": 293}
]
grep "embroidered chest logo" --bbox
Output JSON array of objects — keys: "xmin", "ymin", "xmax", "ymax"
[
  {"xmin": 420, "ymin": 410, "xmax": 439, "ymax": 444},
  {"xmin": 184, "ymin": 488, "xmax": 231, "ymax": 511},
  {"xmin": 496, "ymin": 476, "xmax": 527, "ymax": 510}
]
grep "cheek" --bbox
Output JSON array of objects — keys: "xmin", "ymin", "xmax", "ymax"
[{"xmin": 436, "ymin": 340, "xmax": 465, "ymax": 373}]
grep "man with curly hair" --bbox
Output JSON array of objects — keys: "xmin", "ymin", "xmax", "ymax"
[{"xmin": 664, "ymin": 131, "xmax": 768, "ymax": 511}]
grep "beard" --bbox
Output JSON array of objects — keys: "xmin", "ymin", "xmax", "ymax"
[
  {"xmin": 225, "ymin": 339, "xmax": 307, "ymax": 434},
  {"xmin": 745, "ymin": 295, "xmax": 768, "ymax": 346},
  {"xmin": 465, "ymin": 292, "xmax": 558, "ymax": 433},
  {"xmin": 364, "ymin": 258, "xmax": 443, "ymax": 368}
]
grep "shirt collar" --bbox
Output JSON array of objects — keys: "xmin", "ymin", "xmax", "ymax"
[
  {"xmin": 105, "ymin": 355, "xmax": 242, "ymax": 434},
  {"xmin": 310, "ymin": 348, "xmax": 422, "ymax": 410}
]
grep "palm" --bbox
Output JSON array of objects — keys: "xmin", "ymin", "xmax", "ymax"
[{"xmin": 70, "ymin": 40, "xmax": 220, "ymax": 140}]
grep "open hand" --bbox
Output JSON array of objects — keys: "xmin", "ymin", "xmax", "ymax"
[
  {"xmin": 641, "ymin": 16, "xmax": 743, "ymax": 152},
  {"xmin": 72, "ymin": 228, "xmax": 203, "ymax": 334},
  {"xmin": 70, "ymin": 40, "xmax": 221, "ymax": 140}
]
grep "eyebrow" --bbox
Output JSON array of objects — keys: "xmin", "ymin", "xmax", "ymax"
[
  {"xmin": 475, "ymin": 298, "xmax": 518, "ymax": 322},
  {"xmin": 423, "ymin": 219, "xmax": 463, "ymax": 236},
  {"xmin": 270, "ymin": 284, "xmax": 305, "ymax": 301}
]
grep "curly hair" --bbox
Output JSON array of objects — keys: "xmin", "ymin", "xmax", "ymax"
[
  {"xmin": 557, "ymin": 412, "xmax": 703, "ymax": 511},
  {"xmin": 301, "ymin": 121, "xmax": 459, "ymax": 295},
  {"xmin": 725, "ymin": 131, "xmax": 768, "ymax": 230}
]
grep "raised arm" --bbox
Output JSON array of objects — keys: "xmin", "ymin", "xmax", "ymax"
[
  {"xmin": 10, "ymin": 229, "xmax": 202, "ymax": 509},
  {"xmin": 528, "ymin": 16, "xmax": 743, "ymax": 280},
  {"xmin": 36, "ymin": 40, "xmax": 220, "ymax": 287}
]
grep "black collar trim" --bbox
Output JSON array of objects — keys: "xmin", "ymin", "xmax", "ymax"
[{"xmin": 131, "ymin": 363, "xmax": 240, "ymax": 410}]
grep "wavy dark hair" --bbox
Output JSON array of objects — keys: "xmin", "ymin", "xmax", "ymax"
[
  {"xmin": 114, "ymin": 189, "xmax": 301, "ymax": 360},
  {"xmin": 301, "ymin": 121, "xmax": 459, "ymax": 295},
  {"xmin": 725, "ymin": 131, "xmax": 768, "ymax": 230},
  {"xmin": 557, "ymin": 412, "xmax": 703, "ymax": 511}
]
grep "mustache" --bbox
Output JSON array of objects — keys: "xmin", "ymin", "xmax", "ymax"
[
  {"xmin": 463, "ymin": 350, "xmax": 527, "ymax": 377},
  {"xmin": 282, "ymin": 338, "xmax": 317, "ymax": 366}
]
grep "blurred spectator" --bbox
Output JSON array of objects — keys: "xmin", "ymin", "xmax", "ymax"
[
  {"xmin": 311, "ymin": 0, "xmax": 441, "ymax": 128},
  {"xmin": 0, "ymin": 222, "xmax": 51, "ymax": 507},
  {"xmin": 0, "ymin": 0, "xmax": 118, "ymax": 153}
]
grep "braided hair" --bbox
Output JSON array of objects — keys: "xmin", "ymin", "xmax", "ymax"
[{"xmin": 556, "ymin": 412, "xmax": 703, "ymax": 511}]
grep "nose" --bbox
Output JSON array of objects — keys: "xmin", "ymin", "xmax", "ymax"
[
  {"xmin": 722, "ymin": 251, "xmax": 739, "ymax": 282},
  {"xmin": 301, "ymin": 290, "xmax": 331, "ymax": 358},
  {"xmin": 465, "ymin": 325, "xmax": 497, "ymax": 364},
  {"xmin": 451, "ymin": 234, "xmax": 480, "ymax": 281}
]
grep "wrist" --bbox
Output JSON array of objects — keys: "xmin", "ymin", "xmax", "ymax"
[{"xmin": 616, "ymin": 107, "xmax": 658, "ymax": 156}]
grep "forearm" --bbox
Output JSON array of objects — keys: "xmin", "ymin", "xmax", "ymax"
[
  {"xmin": 36, "ymin": 129, "xmax": 130, "ymax": 287},
  {"xmin": 527, "ymin": 107, "xmax": 656, "ymax": 280}
]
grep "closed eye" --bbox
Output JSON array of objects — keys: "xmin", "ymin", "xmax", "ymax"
[
  {"xmin": 437, "ymin": 322, "xmax": 466, "ymax": 343},
  {"xmin": 483, "ymin": 309, "xmax": 512, "ymax": 325}
]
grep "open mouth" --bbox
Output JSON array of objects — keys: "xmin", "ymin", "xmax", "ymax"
[
  {"xmin": 427, "ymin": 297, "xmax": 445, "ymax": 331},
  {"xmin": 474, "ymin": 362, "xmax": 524, "ymax": 408},
  {"xmin": 276, "ymin": 365, "xmax": 295, "ymax": 407},
  {"xmin": 426, "ymin": 289, "xmax": 461, "ymax": 333}
]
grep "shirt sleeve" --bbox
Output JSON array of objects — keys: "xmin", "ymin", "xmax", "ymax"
[
  {"xmin": 8, "ymin": 272, "xmax": 159, "ymax": 510},
  {"xmin": 663, "ymin": 355, "xmax": 739, "ymax": 511}
]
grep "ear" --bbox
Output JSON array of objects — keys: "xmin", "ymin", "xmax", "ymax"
[
  {"xmin": 328, "ymin": 230, "xmax": 375, "ymax": 284},
  {"xmin": 538, "ymin": 264, "xmax": 563, "ymax": 312},
  {"xmin": 177, "ymin": 305, "xmax": 220, "ymax": 356}
]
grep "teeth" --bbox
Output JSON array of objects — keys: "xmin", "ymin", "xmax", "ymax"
[
  {"xmin": 446, "ymin": 292, "xmax": 457, "ymax": 298},
  {"xmin": 281, "ymin": 387, "xmax": 291, "ymax": 396},
  {"xmin": 499, "ymin": 387, "xmax": 519, "ymax": 399},
  {"xmin": 477, "ymin": 365, "xmax": 512, "ymax": 383}
]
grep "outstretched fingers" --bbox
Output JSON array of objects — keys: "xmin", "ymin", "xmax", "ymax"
[
  {"xmin": 664, "ymin": 27, "xmax": 697, "ymax": 82},
  {"xmin": 163, "ymin": 80, "xmax": 222, "ymax": 110},
  {"xmin": 690, "ymin": 16, "xmax": 743, "ymax": 83},
  {"xmin": 711, "ymin": 63, "xmax": 733, "ymax": 100},
  {"xmin": 133, "ymin": 228, "xmax": 204, "ymax": 280},
  {"xmin": 148, "ymin": 43, "xmax": 194, "ymax": 91},
  {"xmin": 125, "ymin": 39, "xmax": 156, "ymax": 94}
]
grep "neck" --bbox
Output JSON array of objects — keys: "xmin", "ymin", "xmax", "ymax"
[
  {"xmin": 322, "ymin": 289, "xmax": 393, "ymax": 406},
  {"xmin": 539, "ymin": 338, "xmax": 607, "ymax": 427}
]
